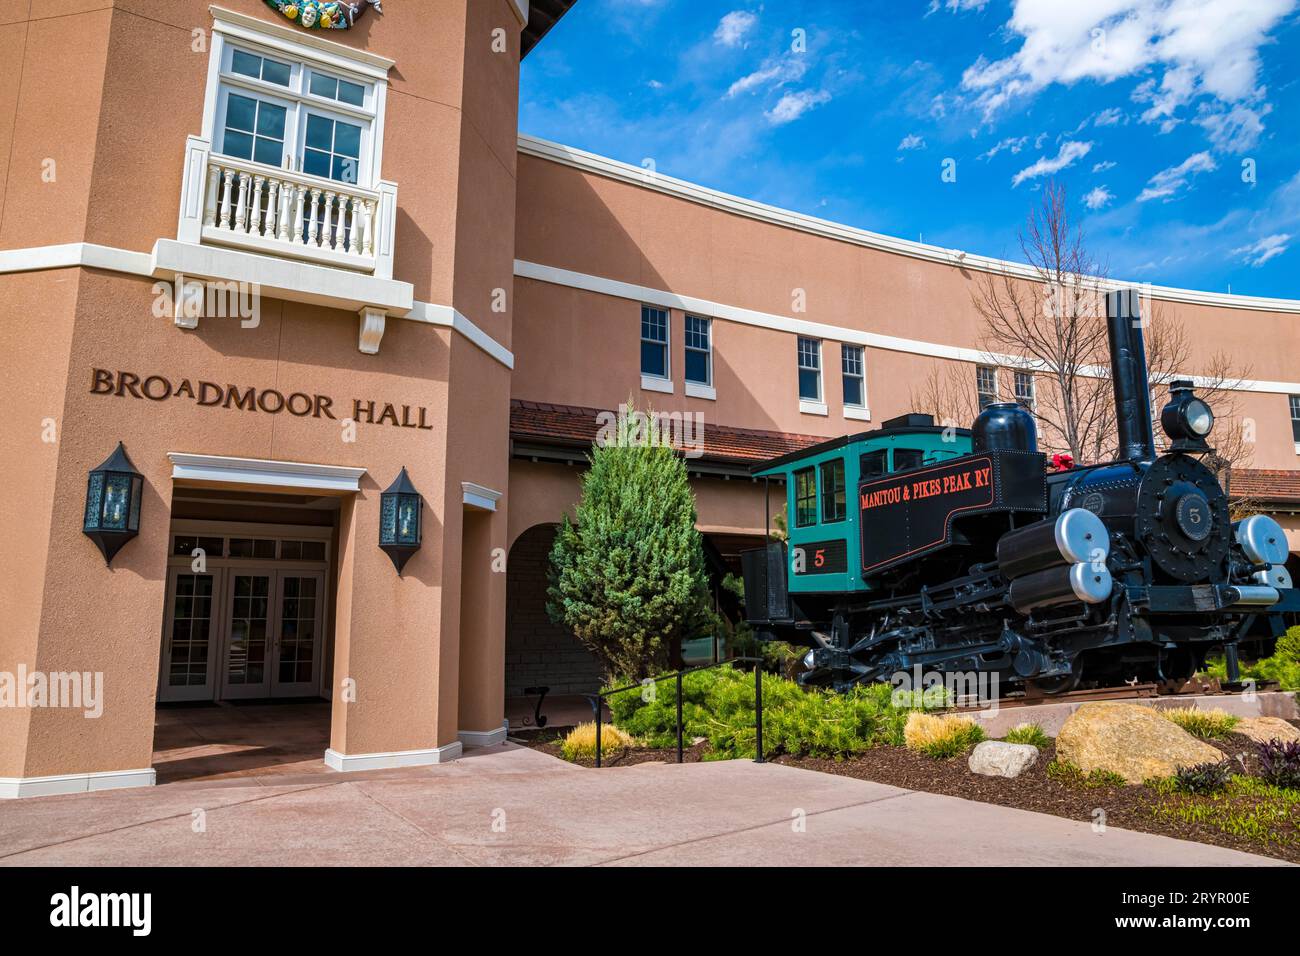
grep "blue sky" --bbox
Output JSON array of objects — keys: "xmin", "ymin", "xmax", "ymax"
[{"xmin": 520, "ymin": 0, "xmax": 1300, "ymax": 298}]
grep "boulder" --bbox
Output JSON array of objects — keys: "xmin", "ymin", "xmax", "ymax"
[
  {"xmin": 1056, "ymin": 702, "xmax": 1222, "ymax": 784},
  {"xmin": 968, "ymin": 740, "xmax": 1039, "ymax": 778},
  {"xmin": 1233, "ymin": 716, "xmax": 1300, "ymax": 745}
]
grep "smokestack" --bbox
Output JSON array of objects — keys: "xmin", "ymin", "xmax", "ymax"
[{"xmin": 1105, "ymin": 288, "xmax": 1156, "ymax": 462}]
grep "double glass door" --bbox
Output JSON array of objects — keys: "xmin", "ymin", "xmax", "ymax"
[{"xmin": 160, "ymin": 567, "xmax": 324, "ymax": 702}]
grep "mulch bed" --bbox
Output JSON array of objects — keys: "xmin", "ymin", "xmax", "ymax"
[{"xmin": 518, "ymin": 721, "xmax": 1300, "ymax": 862}]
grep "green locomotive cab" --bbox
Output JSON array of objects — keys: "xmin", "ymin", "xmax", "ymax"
[{"xmin": 753, "ymin": 413, "xmax": 971, "ymax": 597}]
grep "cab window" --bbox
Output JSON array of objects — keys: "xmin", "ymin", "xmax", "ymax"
[
  {"xmin": 793, "ymin": 468, "xmax": 817, "ymax": 527},
  {"xmin": 820, "ymin": 459, "xmax": 846, "ymax": 522},
  {"xmin": 860, "ymin": 449, "xmax": 887, "ymax": 478},
  {"xmin": 893, "ymin": 448, "xmax": 925, "ymax": 472}
]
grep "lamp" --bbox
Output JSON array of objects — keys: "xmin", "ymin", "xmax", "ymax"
[
  {"xmin": 83, "ymin": 442, "xmax": 143, "ymax": 565},
  {"xmin": 379, "ymin": 466, "xmax": 422, "ymax": 574}
]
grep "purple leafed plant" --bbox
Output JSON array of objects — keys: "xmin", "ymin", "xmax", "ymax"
[{"xmin": 1255, "ymin": 738, "xmax": 1300, "ymax": 790}]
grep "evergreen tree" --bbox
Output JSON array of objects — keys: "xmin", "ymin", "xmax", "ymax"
[{"xmin": 546, "ymin": 404, "xmax": 712, "ymax": 681}]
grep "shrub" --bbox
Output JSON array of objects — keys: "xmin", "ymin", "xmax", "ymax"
[
  {"xmin": 1162, "ymin": 707, "xmax": 1240, "ymax": 739},
  {"xmin": 903, "ymin": 712, "xmax": 985, "ymax": 759},
  {"xmin": 1256, "ymin": 739, "xmax": 1300, "ymax": 791},
  {"xmin": 1003, "ymin": 722, "xmax": 1051, "ymax": 749},
  {"xmin": 1172, "ymin": 760, "xmax": 1234, "ymax": 795},
  {"xmin": 560, "ymin": 722, "xmax": 636, "ymax": 762},
  {"xmin": 1047, "ymin": 760, "xmax": 1127, "ymax": 788},
  {"xmin": 1204, "ymin": 625, "xmax": 1300, "ymax": 692}
]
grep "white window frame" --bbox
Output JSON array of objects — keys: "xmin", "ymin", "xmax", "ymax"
[
  {"xmin": 841, "ymin": 344, "xmax": 869, "ymax": 421},
  {"xmin": 640, "ymin": 305, "xmax": 672, "ymax": 393},
  {"xmin": 1014, "ymin": 370, "xmax": 1036, "ymax": 411},
  {"xmin": 684, "ymin": 314, "xmax": 715, "ymax": 400},
  {"xmin": 202, "ymin": 8, "xmax": 390, "ymax": 190},
  {"xmin": 977, "ymin": 365, "xmax": 999, "ymax": 409},
  {"xmin": 798, "ymin": 336, "xmax": 826, "ymax": 415}
]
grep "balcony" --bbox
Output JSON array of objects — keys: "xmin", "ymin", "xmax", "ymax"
[
  {"xmin": 177, "ymin": 136, "xmax": 397, "ymax": 278},
  {"xmin": 156, "ymin": 135, "xmax": 412, "ymax": 352}
]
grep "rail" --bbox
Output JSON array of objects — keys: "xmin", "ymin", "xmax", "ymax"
[{"xmin": 583, "ymin": 657, "xmax": 765, "ymax": 768}]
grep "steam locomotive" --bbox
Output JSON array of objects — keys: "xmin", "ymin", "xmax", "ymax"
[{"xmin": 742, "ymin": 289, "xmax": 1298, "ymax": 694}]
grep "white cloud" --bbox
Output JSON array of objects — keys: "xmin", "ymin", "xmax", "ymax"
[
  {"xmin": 1083, "ymin": 185, "xmax": 1115, "ymax": 209},
  {"xmin": 897, "ymin": 133, "xmax": 927, "ymax": 151},
  {"xmin": 979, "ymin": 135, "xmax": 1028, "ymax": 159},
  {"xmin": 959, "ymin": 0, "xmax": 1294, "ymax": 143},
  {"xmin": 1093, "ymin": 107, "xmax": 1125, "ymax": 126},
  {"xmin": 1231, "ymin": 233, "xmax": 1290, "ymax": 266},
  {"xmin": 714, "ymin": 11, "xmax": 757, "ymax": 48},
  {"xmin": 725, "ymin": 54, "xmax": 808, "ymax": 98},
  {"xmin": 926, "ymin": 0, "xmax": 990, "ymax": 13},
  {"xmin": 765, "ymin": 89, "xmax": 831, "ymax": 125},
  {"xmin": 1011, "ymin": 140, "xmax": 1093, "ymax": 186},
  {"xmin": 1092, "ymin": 160, "xmax": 1117, "ymax": 172},
  {"xmin": 1137, "ymin": 151, "xmax": 1217, "ymax": 201},
  {"xmin": 1194, "ymin": 102, "xmax": 1271, "ymax": 153},
  {"xmin": 647, "ymin": 79, "xmax": 664, "ymax": 90}
]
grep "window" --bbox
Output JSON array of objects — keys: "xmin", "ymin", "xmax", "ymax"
[
  {"xmin": 1014, "ymin": 371, "xmax": 1036, "ymax": 410},
  {"xmin": 1291, "ymin": 395, "xmax": 1300, "ymax": 444},
  {"xmin": 798, "ymin": 337, "xmax": 822, "ymax": 401},
  {"xmin": 214, "ymin": 41, "xmax": 376, "ymax": 187},
  {"xmin": 641, "ymin": 306, "xmax": 669, "ymax": 379},
  {"xmin": 860, "ymin": 449, "xmax": 887, "ymax": 478},
  {"xmin": 794, "ymin": 468, "xmax": 817, "ymax": 527},
  {"xmin": 977, "ymin": 365, "xmax": 998, "ymax": 409},
  {"xmin": 842, "ymin": 345, "xmax": 865, "ymax": 407},
  {"xmin": 893, "ymin": 449, "xmax": 925, "ymax": 472},
  {"xmin": 684, "ymin": 315, "xmax": 712, "ymax": 386},
  {"xmin": 820, "ymin": 459, "xmax": 846, "ymax": 522}
]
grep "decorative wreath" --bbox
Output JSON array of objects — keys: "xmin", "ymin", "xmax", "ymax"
[{"xmin": 263, "ymin": 0, "xmax": 383, "ymax": 31}]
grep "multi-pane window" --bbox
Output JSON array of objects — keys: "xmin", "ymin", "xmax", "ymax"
[
  {"xmin": 794, "ymin": 468, "xmax": 817, "ymax": 527},
  {"xmin": 1014, "ymin": 371, "xmax": 1036, "ymax": 410},
  {"xmin": 684, "ymin": 315, "xmax": 712, "ymax": 385},
  {"xmin": 842, "ymin": 345, "xmax": 866, "ymax": 407},
  {"xmin": 798, "ymin": 337, "xmax": 822, "ymax": 402},
  {"xmin": 1291, "ymin": 395, "xmax": 1300, "ymax": 443},
  {"xmin": 641, "ymin": 306, "xmax": 669, "ymax": 378},
  {"xmin": 977, "ymin": 365, "xmax": 998, "ymax": 409},
  {"xmin": 215, "ymin": 42, "xmax": 376, "ymax": 187},
  {"xmin": 820, "ymin": 459, "xmax": 847, "ymax": 522},
  {"xmin": 860, "ymin": 449, "xmax": 887, "ymax": 478}
]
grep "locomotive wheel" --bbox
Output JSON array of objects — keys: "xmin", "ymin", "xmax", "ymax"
[{"xmin": 1024, "ymin": 671, "xmax": 1082, "ymax": 697}]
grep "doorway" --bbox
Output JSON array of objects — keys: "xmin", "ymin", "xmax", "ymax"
[{"xmin": 158, "ymin": 522, "xmax": 331, "ymax": 703}]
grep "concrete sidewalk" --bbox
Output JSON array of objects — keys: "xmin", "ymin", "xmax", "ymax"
[{"xmin": 0, "ymin": 745, "xmax": 1286, "ymax": 866}]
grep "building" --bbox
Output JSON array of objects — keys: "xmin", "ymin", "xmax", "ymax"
[{"xmin": 1, "ymin": 1, "xmax": 1297, "ymax": 798}]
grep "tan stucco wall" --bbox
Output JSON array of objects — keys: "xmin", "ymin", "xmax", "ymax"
[{"xmin": 511, "ymin": 152, "xmax": 1300, "ymax": 470}]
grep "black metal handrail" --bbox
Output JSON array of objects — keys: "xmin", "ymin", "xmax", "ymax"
[{"xmin": 582, "ymin": 656, "xmax": 765, "ymax": 768}]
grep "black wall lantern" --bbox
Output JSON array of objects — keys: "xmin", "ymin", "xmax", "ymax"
[
  {"xmin": 83, "ymin": 442, "xmax": 143, "ymax": 565},
  {"xmin": 379, "ymin": 466, "xmax": 422, "ymax": 574}
]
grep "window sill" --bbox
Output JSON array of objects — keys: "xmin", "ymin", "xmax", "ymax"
[
  {"xmin": 799, "ymin": 399, "xmax": 828, "ymax": 416},
  {"xmin": 684, "ymin": 381, "xmax": 716, "ymax": 400},
  {"xmin": 843, "ymin": 405, "xmax": 871, "ymax": 421},
  {"xmin": 1294, "ymin": 442, "xmax": 1300, "ymax": 456},
  {"xmin": 641, "ymin": 374, "xmax": 674, "ymax": 394}
]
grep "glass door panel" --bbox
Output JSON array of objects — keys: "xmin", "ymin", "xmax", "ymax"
[
  {"xmin": 221, "ymin": 572, "xmax": 273, "ymax": 698},
  {"xmin": 159, "ymin": 570, "xmax": 219, "ymax": 702},
  {"xmin": 272, "ymin": 573, "xmax": 324, "ymax": 697}
]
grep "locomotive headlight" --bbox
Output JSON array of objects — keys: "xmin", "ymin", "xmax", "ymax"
[
  {"xmin": 1160, "ymin": 379, "xmax": 1214, "ymax": 447},
  {"xmin": 802, "ymin": 649, "xmax": 817, "ymax": 670}
]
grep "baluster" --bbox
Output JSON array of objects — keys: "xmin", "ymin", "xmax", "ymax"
[
  {"xmin": 203, "ymin": 164, "xmax": 221, "ymax": 228},
  {"xmin": 263, "ymin": 180, "xmax": 280, "ymax": 238},
  {"xmin": 322, "ymin": 191, "xmax": 337, "ymax": 249},
  {"xmin": 249, "ymin": 175, "xmax": 265, "ymax": 238},
  {"xmin": 307, "ymin": 189, "xmax": 322, "ymax": 247},
  {"xmin": 363, "ymin": 199, "xmax": 377, "ymax": 257},
  {"xmin": 290, "ymin": 184, "xmax": 306, "ymax": 244},
  {"xmin": 233, "ymin": 172, "xmax": 250, "ymax": 233},
  {"xmin": 219, "ymin": 168, "xmax": 237, "ymax": 230},
  {"xmin": 344, "ymin": 197, "xmax": 357, "ymax": 254}
]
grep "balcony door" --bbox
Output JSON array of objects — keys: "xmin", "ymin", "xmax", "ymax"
[{"xmin": 220, "ymin": 569, "xmax": 325, "ymax": 700}]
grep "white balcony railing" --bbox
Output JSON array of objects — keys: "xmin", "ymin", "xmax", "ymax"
[{"xmin": 177, "ymin": 135, "xmax": 397, "ymax": 280}]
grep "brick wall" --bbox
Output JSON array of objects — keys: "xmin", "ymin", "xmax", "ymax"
[{"xmin": 506, "ymin": 524, "xmax": 605, "ymax": 697}]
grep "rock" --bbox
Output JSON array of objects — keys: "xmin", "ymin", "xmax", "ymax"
[
  {"xmin": 1056, "ymin": 702, "xmax": 1222, "ymax": 785},
  {"xmin": 968, "ymin": 740, "xmax": 1039, "ymax": 778},
  {"xmin": 1233, "ymin": 716, "xmax": 1300, "ymax": 745}
]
